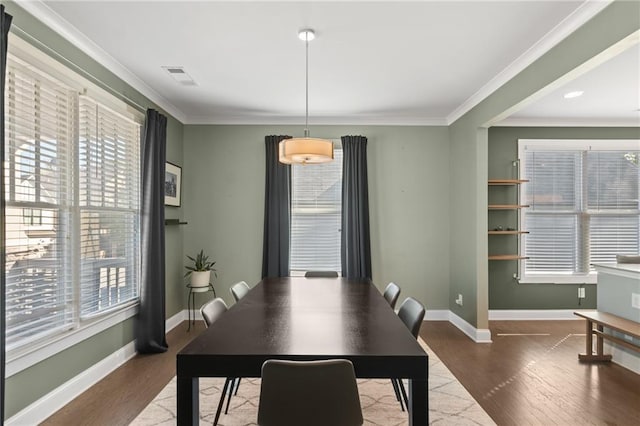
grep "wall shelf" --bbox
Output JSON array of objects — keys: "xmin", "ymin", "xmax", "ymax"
[
  {"xmin": 488, "ymin": 204, "xmax": 529, "ymax": 210},
  {"xmin": 488, "ymin": 179, "xmax": 529, "ymax": 186},
  {"xmin": 489, "ymin": 255, "xmax": 529, "ymax": 261},
  {"xmin": 488, "ymin": 230, "xmax": 529, "ymax": 235},
  {"xmin": 165, "ymin": 219, "xmax": 188, "ymax": 226}
]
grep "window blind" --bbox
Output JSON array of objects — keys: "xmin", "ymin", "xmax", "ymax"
[
  {"xmin": 4, "ymin": 57, "xmax": 74, "ymax": 349},
  {"xmin": 78, "ymin": 97, "xmax": 140, "ymax": 318},
  {"xmin": 521, "ymin": 142, "xmax": 640, "ymax": 280},
  {"xmin": 290, "ymin": 148, "xmax": 343, "ymax": 273}
]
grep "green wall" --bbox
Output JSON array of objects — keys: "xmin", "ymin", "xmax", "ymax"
[
  {"xmin": 488, "ymin": 127, "xmax": 640, "ymax": 310},
  {"xmin": 449, "ymin": 0, "xmax": 640, "ymax": 329},
  {"xmin": 182, "ymin": 125, "xmax": 451, "ymax": 310},
  {"xmin": 2, "ymin": 1, "xmax": 184, "ymax": 418}
]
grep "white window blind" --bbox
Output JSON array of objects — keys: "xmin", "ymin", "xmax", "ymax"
[
  {"xmin": 78, "ymin": 97, "xmax": 140, "ymax": 318},
  {"xmin": 4, "ymin": 56, "xmax": 75, "ymax": 349},
  {"xmin": 4, "ymin": 48, "xmax": 142, "ymax": 354},
  {"xmin": 290, "ymin": 148, "xmax": 343, "ymax": 273},
  {"xmin": 520, "ymin": 140, "xmax": 640, "ymax": 282}
]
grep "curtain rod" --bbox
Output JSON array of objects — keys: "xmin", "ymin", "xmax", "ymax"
[{"xmin": 10, "ymin": 24, "xmax": 147, "ymax": 114}]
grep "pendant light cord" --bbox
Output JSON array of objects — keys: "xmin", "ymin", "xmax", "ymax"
[{"xmin": 304, "ymin": 34, "xmax": 309, "ymax": 137}]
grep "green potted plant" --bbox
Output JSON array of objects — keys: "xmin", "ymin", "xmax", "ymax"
[{"xmin": 184, "ymin": 249, "xmax": 217, "ymax": 288}]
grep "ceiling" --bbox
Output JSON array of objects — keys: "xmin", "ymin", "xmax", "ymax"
[{"xmin": 20, "ymin": 1, "xmax": 638, "ymax": 126}]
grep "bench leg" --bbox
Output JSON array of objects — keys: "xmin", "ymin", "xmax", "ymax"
[{"xmin": 578, "ymin": 319, "xmax": 612, "ymax": 363}]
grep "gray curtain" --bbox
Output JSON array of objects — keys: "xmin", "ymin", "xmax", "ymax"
[
  {"xmin": 135, "ymin": 109, "xmax": 168, "ymax": 353},
  {"xmin": 262, "ymin": 135, "xmax": 292, "ymax": 278},
  {"xmin": 1, "ymin": 6, "xmax": 12, "ymax": 419},
  {"xmin": 341, "ymin": 135, "xmax": 372, "ymax": 280}
]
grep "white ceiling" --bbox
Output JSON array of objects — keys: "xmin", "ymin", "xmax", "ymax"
[{"xmin": 21, "ymin": 0, "xmax": 637, "ymax": 126}]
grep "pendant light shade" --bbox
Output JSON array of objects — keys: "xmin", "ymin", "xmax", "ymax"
[{"xmin": 279, "ymin": 29, "xmax": 333, "ymax": 165}]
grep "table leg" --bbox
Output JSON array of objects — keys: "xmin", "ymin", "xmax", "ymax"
[
  {"xmin": 409, "ymin": 378, "xmax": 428, "ymax": 426},
  {"xmin": 596, "ymin": 324, "xmax": 604, "ymax": 356},
  {"xmin": 585, "ymin": 319, "xmax": 593, "ymax": 356},
  {"xmin": 177, "ymin": 374, "xmax": 199, "ymax": 426}
]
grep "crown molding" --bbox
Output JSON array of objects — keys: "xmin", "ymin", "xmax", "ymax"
[
  {"xmin": 16, "ymin": 0, "xmax": 187, "ymax": 123},
  {"xmin": 184, "ymin": 115, "xmax": 448, "ymax": 126},
  {"xmin": 495, "ymin": 117, "xmax": 640, "ymax": 128},
  {"xmin": 446, "ymin": 0, "xmax": 613, "ymax": 125}
]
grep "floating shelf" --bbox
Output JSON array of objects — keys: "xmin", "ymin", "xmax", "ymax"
[
  {"xmin": 489, "ymin": 255, "xmax": 529, "ymax": 260},
  {"xmin": 488, "ymin": 204, "xmax": 529, "ymax": 210},
  {"xmin": 488, "ymin": 230, "xmax": 530, "ymax": 235},
  {"xmin": 165, "ymin": 219, "xmax": 188, "ymax": 226},
  {"xmin": 488, "ymin": 179, "xmax": 529, "ymax": 185}
]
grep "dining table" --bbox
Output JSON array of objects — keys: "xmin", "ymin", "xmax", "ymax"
[{"xmin": 176, "ymin": 276, "xmax": 429, "ymax": 425}]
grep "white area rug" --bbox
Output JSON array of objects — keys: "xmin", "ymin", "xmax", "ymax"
[{"xmin": 131, "ymin": 339, "xmax": 495, "ymax": 425}]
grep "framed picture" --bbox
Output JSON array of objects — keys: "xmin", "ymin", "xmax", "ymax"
[{"xmin": 165, "ymin": 162, "xmax": 182, "ymax": 207}]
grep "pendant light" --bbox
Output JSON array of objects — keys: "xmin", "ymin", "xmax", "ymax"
[{"xmin": 279, "ymin": 29, "xmax": 333, "ymax": 165}]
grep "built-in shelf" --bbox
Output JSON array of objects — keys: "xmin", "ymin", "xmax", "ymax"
[
  {"xmin": 488, "ymin": 179, "xmax": 529, "ymax": 185},
  {"xmin": 488, "ymin": 255, "xmax": 529, "ymax": 260},
  {"xmin": 488, "ymin": 230, "xmax": 529, "ymax": 235},
  {"xmin": 165, "ymin": 219, "xmax": 188, "ymax": 226},
  {"xmin": 488, "ymin": 204, "xmax": 529, "ymax": 210}
]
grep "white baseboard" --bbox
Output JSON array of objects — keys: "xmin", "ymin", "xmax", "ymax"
[
  {"xmin": 605, "ymin": 341, "xmax": 640, "ymax": 375},
  {"xmin": 489, "ymin": 309, "xmax": 591, "ymax": 321},
  {"xmin": 6, "ymin": 340, "xmax": 137, "ymax": 425},
  {"xmin": 424, "ymin": 309, "xmax": 450, "ymax": 321},
  {"xmin": 7, "ymin": 310, "xmax": 188, "ymax": 425},
  {"xmin": 448, "ymin": 311, "xmax": 492, "ymax": 343}
]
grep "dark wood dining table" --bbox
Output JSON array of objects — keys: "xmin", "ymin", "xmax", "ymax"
[{"xmin": 176, "ymin": 276, "xmax": 429, "ymax": 425}]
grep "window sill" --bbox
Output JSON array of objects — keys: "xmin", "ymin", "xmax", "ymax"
[
  {"xmin": 518, "ymin": 274, "xmax": 597, "ymax": 285},
  {"xmin": 6, "ymin": 303, "xmax": 138, "ymax": 377}
]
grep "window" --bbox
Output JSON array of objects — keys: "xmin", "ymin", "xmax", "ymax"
[
  {"xmin": 4, "ymin": 45, "xmax": 141, "ymax": 355},
  {"xmin": 519, "ymin": 139, "xmax": 640, "ymax": 283},
  {"xmin": 290, "ymin": 148, "xmax": 343, "ymax": 273}
]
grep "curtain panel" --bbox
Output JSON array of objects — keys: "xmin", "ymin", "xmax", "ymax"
[
  {"xmin": 1, "ymin": 6, "xmax": 12, "ymax": 419},
  {"xmin": 262, "ymin": 135, "xmax": 292, "ymax": 278},
  {"xmin": 135, "ymin": 109, "xmax": 168, "ymax": 353},
  {"xmin": 341, "ymin": 135, "xmax": 372, "ymax": 280}
]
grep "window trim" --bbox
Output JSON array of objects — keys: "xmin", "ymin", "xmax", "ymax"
[
  {"xmin": 4, "ymin": 36, "xmax": 143, "ymax": 369},
  {"xmin": 517, "ymin": 139, "xmax": 640, "ymax": 284}
]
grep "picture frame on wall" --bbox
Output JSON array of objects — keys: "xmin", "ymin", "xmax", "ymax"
[{"xmin": 165, "ymin": 162, "xmax": 182, "ymax": 207}]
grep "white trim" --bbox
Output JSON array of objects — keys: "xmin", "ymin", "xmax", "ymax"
[
  {"xmin": 165, "ymin": 310, "xmax": 188, "ymax": 332},
  {"xmin": 446, "ymin": 0, "xmax": 612, "ymax": 125},
  {"xmin": 495, "ymin": 117, "xmax": 640, "ymax": 128},
  {"xmin": 184, "ymin": 115, "xmax": 448, "ymax": 126},
  {"xmin": 15, "ymin": 0, "xmax": 186, "ymax": 123},
  {"xmin": 424, "ymin": 310, "xmax": 450, "ymax": 321},
  {"xmin": 6, "ymin": 340, "xmax": 137, "ymax": 426},
  {"xmin": 605, "ymin": 341, "xmax": 640, "ymax": 375},
  {"xmin": 6, "ymin": 304, "xmax": 138, "ymax": 377},
  {"xmin": 448, "ymin": 311, "xmax": 492, "ymax": 343},
  {"xmin": 489, "ymin": 309, "xmax": 591, "ymax": 321}
]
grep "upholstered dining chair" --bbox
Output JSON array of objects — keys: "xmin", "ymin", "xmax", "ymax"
[
  {"xmin": 257, "ymin": 359, "xmax": 363, "ymax": 426},
  {"xmin": 199, "ymin": 298, "xmax": 234, "ymax": 426},
  {"xmin": 304, "ymin": 270, "xmax": 339, "ymax": 278},
  {"xmin": 230, "ymin": 280, "xmax": 250, "ymax": 302},
  {"xmin": 383, "ymin": 282, "xmax": 401, "ymax": 309},
  {"xmin": 393, "ymin": 297, "xmax": 426, "ymax": 412}
]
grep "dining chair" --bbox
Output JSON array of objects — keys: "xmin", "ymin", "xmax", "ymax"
[
  {"xmin": 199, "ymin": 298, "xmax": 234, "ymax": 426},
  {"xmin": 304, "ymin": 270, "xmax": 339, "ymax": 278},
  {"xmin": 257, "ymin": 359, "xmax": 363, "ymax": 426},
  {"xmin": 230, "ymin": 280, "xmax": 250, "ymax": 302},
  {"xmin": 383, "ymin": 282, "xmax": 401, "ymax": 309},
  {"xmin": 393, "ymin": 297, "xmax": 426, "ymax": 412}
]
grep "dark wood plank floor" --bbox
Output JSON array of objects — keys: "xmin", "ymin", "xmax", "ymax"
[
  {"xmin": 42, "ymin": 321, "xmax": 206, "ymax": 426},
  {"xmin": 420, "ymin": 320, "xmax": 640, "ymax": 426},
  {"xmin": 42, "ymin": 320, "xmax": 640, "ymax": 425}
]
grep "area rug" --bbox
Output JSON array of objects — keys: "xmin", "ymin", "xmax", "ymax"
[{"xmin": 131, "ymin": 339, "xmax": 495, "ymax": 425}]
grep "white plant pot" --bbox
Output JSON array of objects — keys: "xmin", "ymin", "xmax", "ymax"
[{"xmin": 190, "ymin": 271, "xmax": 211, "ymax": 288}]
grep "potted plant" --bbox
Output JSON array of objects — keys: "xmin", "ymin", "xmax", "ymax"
[{"xmin": 184, "ymin": 249, "xmax": 217, "ymax": 288}]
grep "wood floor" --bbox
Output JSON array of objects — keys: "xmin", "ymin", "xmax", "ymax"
[
  {"xmin": 421, "ymin": 320, "xmax": 640, "ymax": 426},
  {"xmin": 42, "ymin": 320, "xmax": 640, "ymax": 425}
]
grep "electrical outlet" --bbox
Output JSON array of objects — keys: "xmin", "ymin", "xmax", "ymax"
[
  {"xmin": 455, "ymin": 294, "xmax": 463, "ymax": 306},
  {"xmin": 632, "ymin": 293, "xmax": 640, "ymax": 309},
  {"xmin": 578, "ymin": 287, "xmax": 586, "ymax": 299}
]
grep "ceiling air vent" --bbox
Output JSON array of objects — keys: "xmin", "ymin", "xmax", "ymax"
[{"xmin": 161, "ymin": 66, "xmax": 197, "ymax": 86}]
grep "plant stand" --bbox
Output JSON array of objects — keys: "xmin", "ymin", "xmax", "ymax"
[{"xmin": 187, "ymin": 283, "xmax": 216, "ymax": 331}]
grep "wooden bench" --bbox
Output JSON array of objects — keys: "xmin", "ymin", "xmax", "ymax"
[{"xmin": 574, "ymin": 311, "xmax": 640, "ymax": 362}]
